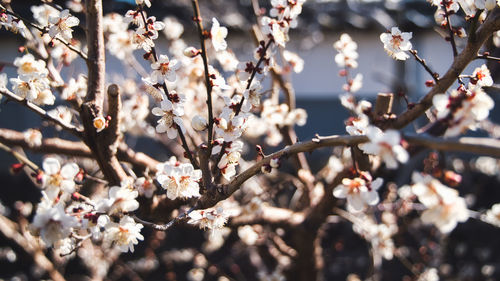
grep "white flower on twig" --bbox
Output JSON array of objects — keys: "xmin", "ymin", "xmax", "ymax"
[
  {"xmin": 359, "ymin": 126, "xmax": 409, "ymax": 169},
  {"xmin": 48, "ymin": 9, "xmax": 79, "ymax": 41},
  {"xmin": 211, "ymin": 18, "xmax": 228, "ymax": 52},
  {"xmin": 333, "ymin": 175, "xmax": 383, "ymax": 212},
  {"xmin": 380, "ymin": 27, "xmax": 412, "ymax": 60},
  {"xmin": 104, "ymin": 216, "xmax": 144, "ymax": 253}
]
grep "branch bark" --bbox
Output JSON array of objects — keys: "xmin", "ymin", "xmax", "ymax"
[
  {"xmin": 79, "ymin": 0, "xmax": 127, "ymax": 185},
  {"xmin": 391, "ymin": 7, "xmax": 500, "ymax": 130}
]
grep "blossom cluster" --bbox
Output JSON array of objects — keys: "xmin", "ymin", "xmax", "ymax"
[{"xmin": 30, "ymin": 157, "xmax": 145, "ymax": 253}]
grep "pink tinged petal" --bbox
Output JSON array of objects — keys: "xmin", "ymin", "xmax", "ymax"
[
  {"xmin": 60, "ymin": 163, "xmax": 79, "ymax": 179},
  {"xmin": 371, "ymin": 178, "xmax": 384, "ymax": 190},
  {"xmin": 166, "ymin": 127, "xmax": 178, "ymax": 139},
  {"xmin": 165, "ymin": 71, "xmax": 176, "ymax": 82},
  {"xmin": 347, "ymin": 194, "xmax": 365, "ymax": 212},
  {"xmin": 65, "ymin": 16, "xmax": 80, "ymax": 27},
  {"xmin": 361, "ymin": 190, "xmax": 380, "ymax": 206},
  {"xmin": 156, "ymin": 123, "xmax": 168, "ymax": 133},
  {"xmin": 43, "ymin": 157, "xmax": 61, "ymax": 175},
  {"xmin": 160, "ymin": 99, "xmax": 173, "ymax": 111},
  {"xmin": 60, "ymin": 180, "xmax": 76, "ymax": 193},
  {"xmin": 333, "ymin": 185, "xmax": 348, "ymax": 198},
  {"xmin": 393, "ymin": 145, "xmax": 409, "ymax": 163},
  {"xmin": 152, "ymin": 107, "xmax": 164, "ymax": 116}
]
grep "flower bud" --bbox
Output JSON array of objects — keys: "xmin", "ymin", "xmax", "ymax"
[
  {"xmin": 184, "ymin": 47, "xmax": 200, "ymax": 58},
  {"xmin": 191, "ymin": 115, "xmax": 208, "ymax": 131},
  {"xmin": 93, "ymin": 116, "xmax": 107, "ymax": 132}
]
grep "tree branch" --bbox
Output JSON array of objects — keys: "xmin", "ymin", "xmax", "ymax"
[
  {"xmin": 391, "ymin": 7, "xmax": 500, "ymax": 129},
  {"xmin": 0, "ymin": 88, "xmax": 82, "ymax": 137}
]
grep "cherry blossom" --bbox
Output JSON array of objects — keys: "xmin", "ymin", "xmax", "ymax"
[
  {"xmin": 432, "ymin": 84, "xmax": 494, "ymax": 137},
  {"xmin": 31, "ymin": 197, "xmax": 78, "ymax": 247},
  {"xmin": 358, "ymin": 126, "xmax": 409, "ymax": 169},
  {"xmin": 409, "ymin": 172, "xmax": 470, "ymax": 233},
  {"xmin": 380, "ymin": 27, "xmax": 412, "ymax": 60},
  {"xmin": 333, "ymin": 175, "xmax": 383, "ymax": 212},
  {"xmin": 151, "ymin": 99, "xmax": 185, "ymax": 138},
  {"xmin": 134, "ymin": 177, "xmax": 156, "ymax": 198},
  {"xmin": 48, "ymin": 9, "xmax": 79, "ymax": 41},
  {"xmin": 471, "ymin": 64, "xmax": 493, "ymax": 87},
  {"xmin": 13, "ymin": 54, "xmax": 48, "ymax": 76},
  {"xmin": 188, "ymin": 207, "xmax": 228, "ymax": 233},
  {"xmin": 101, "ymin": 182, "xmax": 140, "ymax": 215},
  {"xmin": 334, "ymin": 33, "xmax": 359, "ymax": 69},
  {"xmin": 150, "ymin": 55, "xmax": 181, "ymax": 83},
  {"xmin": 10, "ymin": 75, "xmax": 55, "ymax": 105},
  {"xmin": 211, "ymin": 18, "xmax": 228, "ymax": 52},
  {"xmin": 135, "ymin": 0, "xmax": 151, "ymax": 8},
  {"xmin": 217, "ymin": 141, "xmax": 244, "ymax": 181},
  {"xmin": 156, "ymin": 163, "xmax": 202, "ymax": 200},
  {"xmin": 42, "ymin": 157, "xmax": 79, "ymax": 198},
  {"xmin": 104, "ymin": 216, "xmax": 144, "ymax": 253},
  {"xmin": 482, "ymin": 203, "xmax": 500, "ymax": 227},
  {"xmin": 23, "ymin": 128, "xmax": 42, "ymax": 147}
]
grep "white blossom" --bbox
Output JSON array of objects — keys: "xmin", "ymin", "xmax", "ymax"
[
  {"xmin": 211, "ymin": 18, "xmax": 228, "ymax": 52},
  {"xmin": 23, "ymin": 128, "xmax": 42, "ymax": 147},
  {"xmin": 482, "ymin": 203, "xmax": 500, "ymax": 227},
  {"xmin": 333, "ymin": 176, "xmax": 383, "ymax": 212},
  {"xmin": 359, "ymin": 126, "xmax": 409, "ymax": 169},
  {"xmin": 134, "ymin": 177, "xmax": 156, "ymax": 198},
  {"xmin": 32, "ymin": 198, "xmax": 78, "ymax": 247},
  {"xmin": 135, "ymin": 0, "xmax": 151, "ymax": 7},
  {"xmin": 156, "ymin": 163, "xmax": 202, "ymax": 200},
  {"xmin": 150, "ymin": 55, "xmax": 180, "ymax": 83},
  {"xmin": 163, "ymin": 17, "xmax": 184, "ymax": 40},
  {"xmin": 102, "ymin": 182, "xmax": 140, "ymax": 215},
  {"xmin": 48, "ymin": 9, "xmax": 79, "ymax": 41},
  {"xmin": 188, "ymin": 207, "xmax": 228, "ymax": 234},
  {"xmin": 152, "ymin": 99, "xmax": 185, "ymax": 138},
  {"xmin": 334, "ymin": 33, "xmax": 359, "ymax": 69},
  {"xmin": 42, "ymin": 157, "xmax": 79, "ymax": 197},
  {"xmin": 380, "ymin": 27, "xmax": 412, "ymax": 60},
  {"xmin": 104, "ymin": 216, "xmax": 144, "ymax": 253}
]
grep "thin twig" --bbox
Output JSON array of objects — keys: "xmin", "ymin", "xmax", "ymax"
[
  {"xmin": 442, "ymin": 3, "xmax": 458, "ymax": 57},
  {"xmin": 191, "ymin": 0, "xmax": 214, "ymax": 146},
  {"xmin": 0, "ymin": 4, "xmax": 88, "ymax": 61},
  {"xmin": 137, "ymin": 7, "xmax": 198, "ymax": 169},
  {"xmin": 475, "ymin": 54, "xmax": 500, "ymax": 61},
  {"xmin": 409, "ymin": 50, "xmax": 439, "ymax": 82},
  {"xmin": 0, "ymin": 141, "xmax": 40, "ymax": 172},
  {"xmin": 0, "ymin": 88, "xmax": 83, "ymax": 137}
]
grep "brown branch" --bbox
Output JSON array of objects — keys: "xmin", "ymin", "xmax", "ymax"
[
  {"xmin": 229, "ymin": 205, "xmax": 304, "ymax": 228},
  {"xmin": 191, "ymin": 0, "xmax": 214, "ymax": 146},
  {"xmin": 0, "ymin": 214, "xmax": 66, "ymax": 281},
  {"xmin": 136, "ymin": 7, "xmax": 198, "ymax": 169},
  {"xmin": 443, "ymin": 3, "xmax": 458, "ymax": 57},
  {"xmin": 391, "ymin": 7, "xmax": 500, "ymax": 130},
  {"xmin": 409, "ymin": 50, "xmax": 439, "ymax": 82},
  {"xmin": 0, "ymin": 4, "xmax": 87, "ymax": 61},
  {"xmin": 404, "ymin": 134, "xmax": 500, "ymax": 157},
  {"xmin": 0, "ymin": 128, "xmax": 91, "ymax": 157},
  {"xmin": 0, "ymin": 88, "xmax": 82, "ymax": 137},
  {"xmin": 0, "ymin": 141, "xmax": 40, "ymax": 172},
  {"xmin": 80, "ymin": 1, "xmax": 127, "ymax": 185},
  {"xmin": 196, "ymin": 132, "xmax": 500, "ymax": 209}
]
